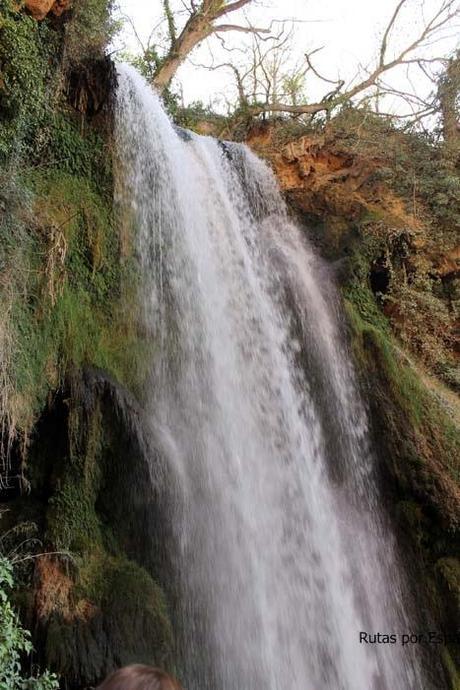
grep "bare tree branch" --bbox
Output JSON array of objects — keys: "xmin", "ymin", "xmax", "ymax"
[
  {"xmin": 213, "ymin": 24, "xmax": 271, "ymax": 35},
  {"xmin": 304, "ymin": 47, "xmax": 337, "ymax": 85},
  {"xmin": 190, "ymin": 57, "xmax": 249, "ymax": 106},
  {"xmin": 213, "ymin": 0, "xmax": 253, "ymax": 18},
  {"xmin": 380, "ymin": 0, "xmax": 406, "ymax": 66},
  {"xmin": 245, "ymin": 0, "xmax": 459, "ymax": 119},
  {"xmin": 145, "ymin": 0, "xmax": 458, "ymax": 135}
]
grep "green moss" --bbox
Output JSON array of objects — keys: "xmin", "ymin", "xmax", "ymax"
[
  {"xmin": 1, "ymin": 158, "xmax": 150, "ymax": 435},
  {"xmin": 363, "ymin": 324, "xmax": 425, "ymax": 427},
  {"xmin": 343, "ymin": 283, "xmax": 389, "ymax": 336},
  {"xmin": 46, "ymin": 393, "xmax": 104, "ymax": 553},
  {"xmin": 441, "ymin": 648, "xmax": 460, "ymax": 690},
  {"xmin": 43, "ymin": 401, "xmax": 175, "ymax": 680},
  {"xmin": 101, "ymin": 556, "xmax": 174, "ymax": 665},
  {"xmin": 396, "ymin": 501, "xmax": 425, "ymax": 543},
  {"xmin": 78, "ymin": 551, "xmax": 173, "ymax": 649},
  {"xmin": 344, "ymin": 281, "xmax": 460, "ymax": 681},
  {"xmin": 47, "ymin": 476, "xmax": 102, "ymax": 553},
  {"xmin": 436, "ymin": 558, "xmax": 460, "ymax": 603},
  {"xmin": 42, "ymin": 112, "xmax": 113, "ymax": 189},
  {"xmin": 42, "ymin": 550, "xmax": 174, "ymax": 682},
  {"xmin": 345, "ymin": 292, "xmax": 460, "ymax": 481},
  {"xmin": 0, "ymin": 0, "xmax": 172, "ymax": 684},
  {"xmin": 27, "ymin": 168, "xmax": 149, "ymax": 385}
]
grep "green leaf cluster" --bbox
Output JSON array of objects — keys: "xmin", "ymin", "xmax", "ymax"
[
  {"xmin": 0, "ymin": 0, "xmax": 59, "ymax": 163},
  {"xmin": 0, "ymin": 557, "xmax": 59, "ymax": 690}
]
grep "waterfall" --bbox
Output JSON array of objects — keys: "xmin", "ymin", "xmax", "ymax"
[{"xmin": 114, "ymin": 64, "xmax": 431, "ymax": 690}]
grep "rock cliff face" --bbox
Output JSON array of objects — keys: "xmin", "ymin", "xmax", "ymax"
[
  {"xmin": 0, "ymin": 3, "xmax": 175, "ymax": 686},
  {"xmin": 28, "ymin": 370, "xmax": 174, "ymax": 687},
  {"xmin": 248, "ymin": 121, "xmax": 459, "ymax": 368},
  {"xmin": 249, "ymin": 129, "xmax": 399, "ymax": 220},
  {"xmin": 247, "ymin": 123, "xmax": 459, "ymax": 281}
]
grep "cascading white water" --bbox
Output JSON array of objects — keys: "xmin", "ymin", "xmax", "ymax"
[{"xmin": 115, "ymin": 64, "xmax": 432, "ymax": 690}]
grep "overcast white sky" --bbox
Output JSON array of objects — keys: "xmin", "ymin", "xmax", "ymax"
[{"xmin": 113, "ymin": 0, "xmax": 459, "ymax": 115}]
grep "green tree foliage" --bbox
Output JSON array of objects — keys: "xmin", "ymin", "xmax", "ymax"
[
  {"xmin": 0, "ymin": 556, "xmax": 58, "ymax": 690},
  {"xmin": 0, "ymin": 0, "xmax": 59, "ymax": 162},
  {"xmin": 64, "ymin": 0, "xmax": 120, "ymax": 65}
]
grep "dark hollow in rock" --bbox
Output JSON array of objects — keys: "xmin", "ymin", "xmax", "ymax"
[
  {"xmin": 66, "ymin": 57, "xmax": 117, "ymax": 117},
  {"xmin": 369, "ymin": 255, "xmax": 391, "ymax": 296}
]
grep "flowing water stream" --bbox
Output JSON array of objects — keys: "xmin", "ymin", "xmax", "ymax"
[{"xmin": 115, "ymin": 64, "xmax": 431, "ymax": 690}]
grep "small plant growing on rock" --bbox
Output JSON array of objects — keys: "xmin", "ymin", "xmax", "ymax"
[{"xmin": 0, "ymin": 555, "xmax": 59, "ymax": 690}]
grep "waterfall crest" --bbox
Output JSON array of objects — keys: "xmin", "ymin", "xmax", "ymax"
[{"xmin": 115, "ymin": 64, "xmax": 429, "ymax": 690}]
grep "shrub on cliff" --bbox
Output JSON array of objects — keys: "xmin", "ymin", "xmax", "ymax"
[{"xmin": 0, "ymin": 556, "xmax": 58, "ymax": 690}]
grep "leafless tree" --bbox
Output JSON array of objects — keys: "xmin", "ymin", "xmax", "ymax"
[
  {"xmin": 189, "ymin": 24, "xmax": 304, "ymax": 110},
  {"xmin": 187, "ymin": 0, "xmax": 459, "ymax": 128},
  {"xmin": 239, "ymin": 0, "xmax": 460, "ymax": 122},
  {"xmin": 126, "ymin": 0, "xmax": 459, "ymax": 133}
]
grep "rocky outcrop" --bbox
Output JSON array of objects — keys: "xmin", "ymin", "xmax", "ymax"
[
  {"xmin": 23, "ymin": 369, "xmax": 175, "ymax": 688},
  {"xmin": 247, "ymin": 122, "xmax": 459, "ymax": 368},
  {"xmin": 23, "ymin": 0, "xmax": 71, "ymax": 20},
  {"xmin": 247, "ymin": 125, "xmax": 417, "ymax": 231},
  {"xmin": 248, "ymin": 123, "xmax": 457, "ymax": 276},
  {"xmin": 66, "ymin": 57, "xmax": 117, "ymax": 116}
]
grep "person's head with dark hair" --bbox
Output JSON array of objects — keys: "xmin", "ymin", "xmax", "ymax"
[{"xmin": 97, "ymin": 665, "xmax": 183, "ymax": 690}]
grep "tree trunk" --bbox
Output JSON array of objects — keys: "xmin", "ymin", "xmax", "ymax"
[
  {"xmin": 153, "ymin": 1, "xmax": 254, "ymax": 90},
  {"xmin": 153, "ymin": 13, "xmax": 214, "ymax": 90},
  {"xmin": 438, "ymin": 54, "xmax": 460, "ymax": 162}
]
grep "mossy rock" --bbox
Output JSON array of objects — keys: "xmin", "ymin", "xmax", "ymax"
[
  {"xmin": 442, "ymin": 647, "xmax": 460, "ymax": 690},
  {"xmin": 42, "ymin": 554, "xmax": 174, "ymax": 688},
  {"xmin": 24, "ymin": 370, "xmax": 175, "ymax": 688},
  {"xmin": 344, "ymin": 286, "xmax": 460, "ymax": 685},
  {"xmin": 346, "ymin": 298, "xmax": 460, "ymax": 507},
  {"xmin": 436, "ymin": 558, "xmax": 460, "ymax": 622}
]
